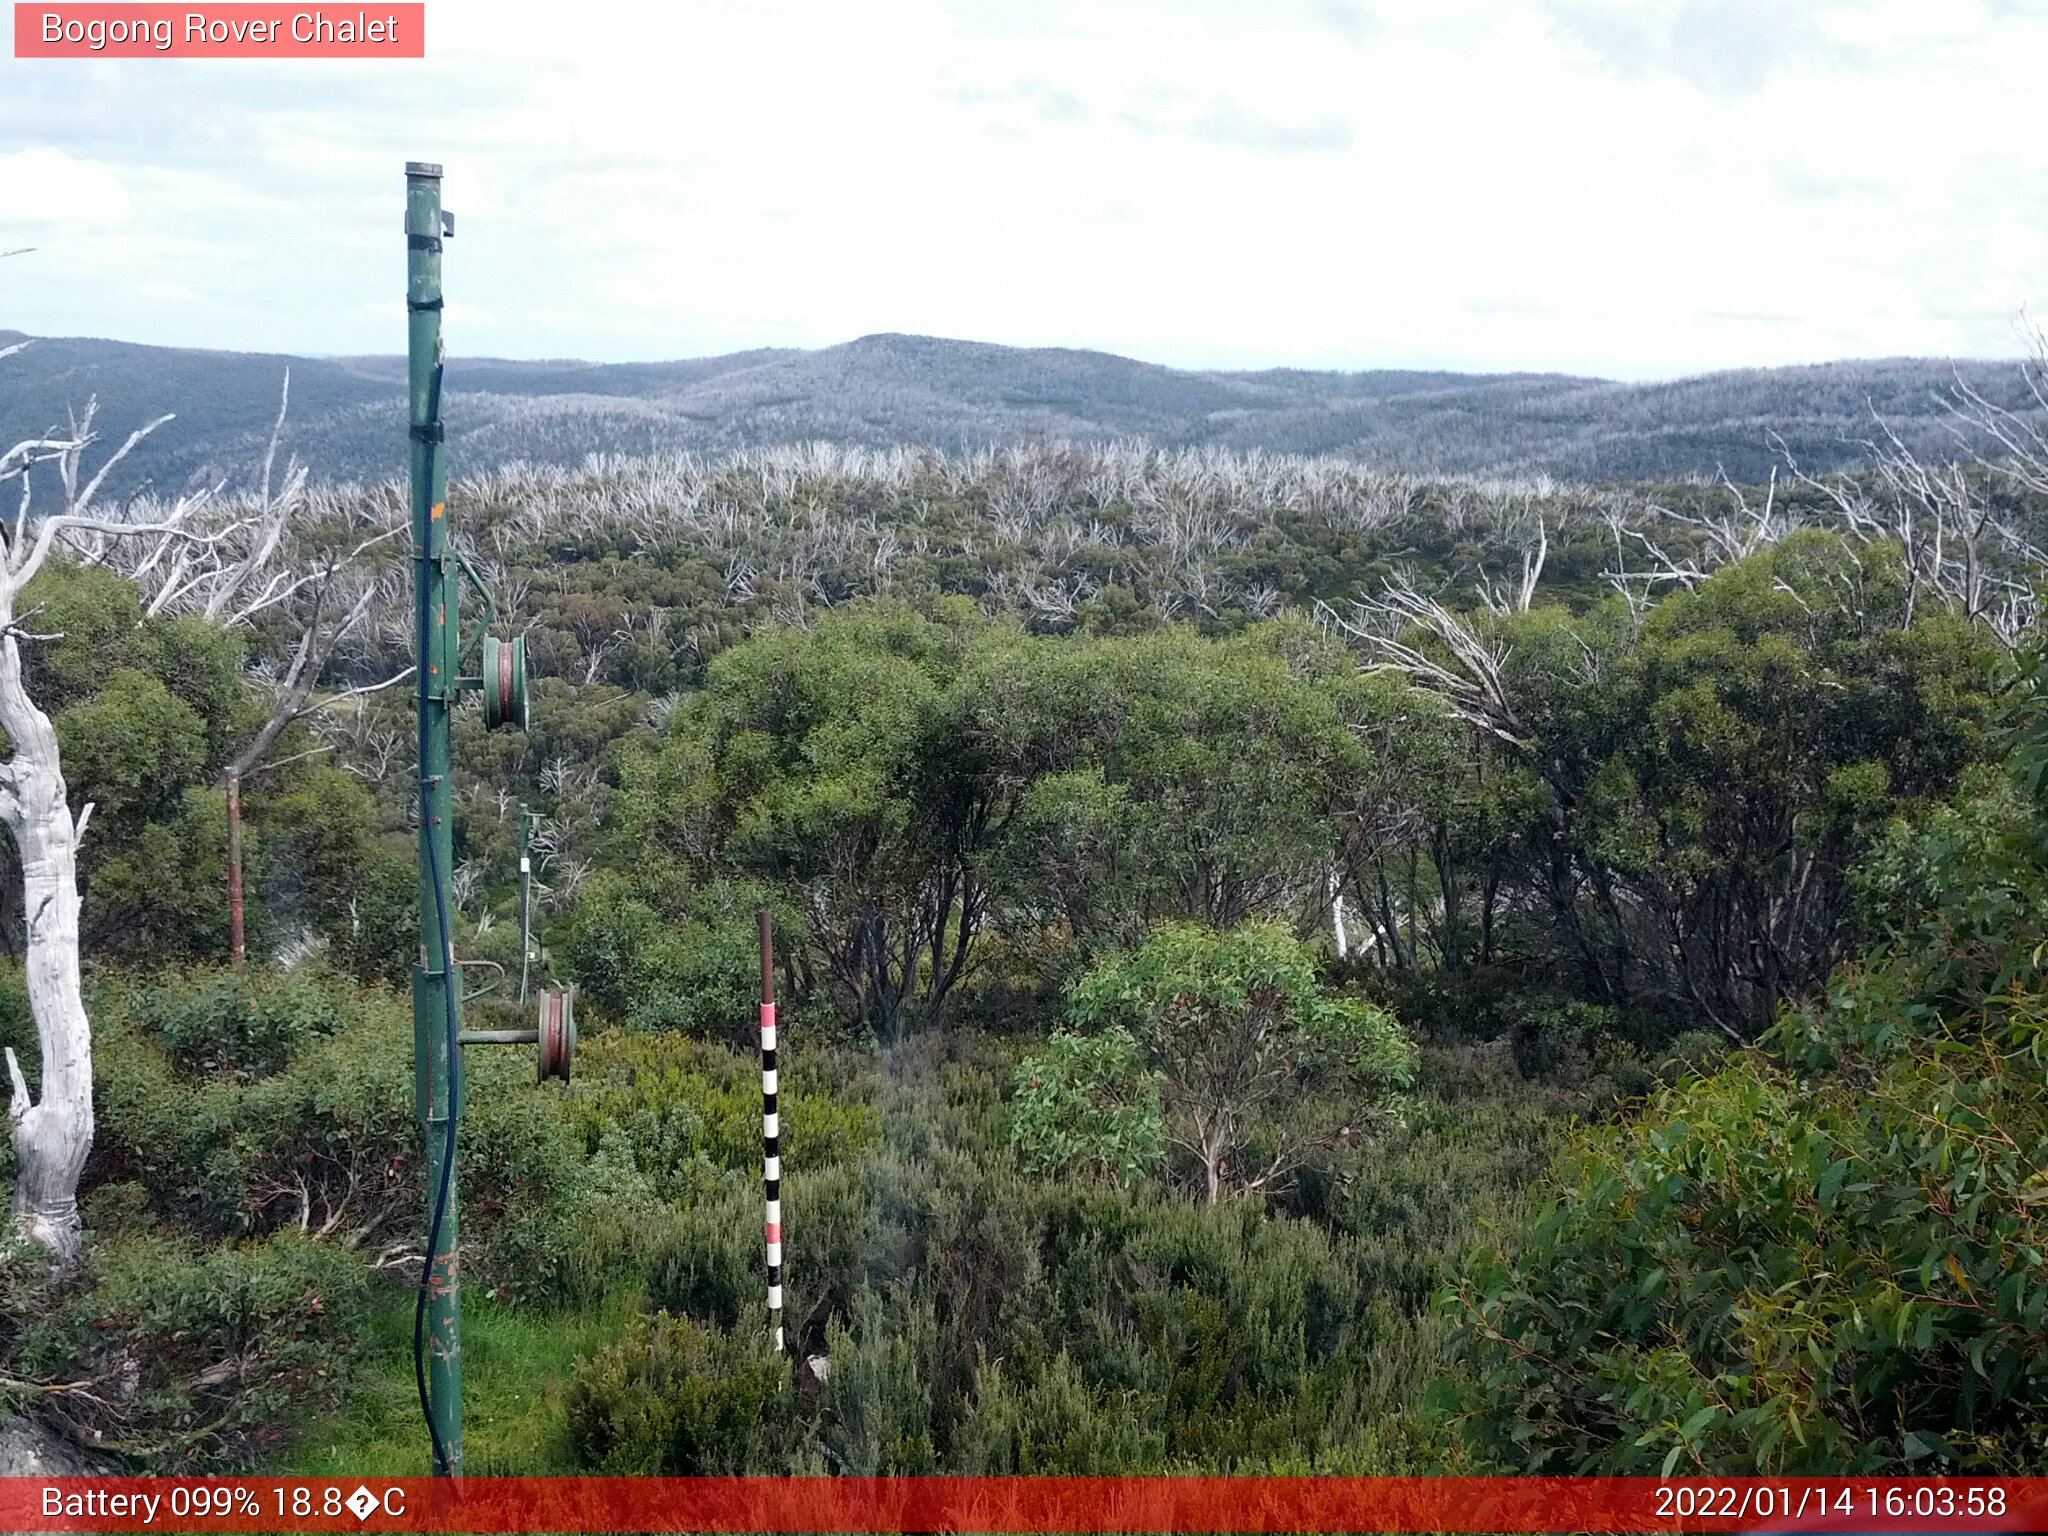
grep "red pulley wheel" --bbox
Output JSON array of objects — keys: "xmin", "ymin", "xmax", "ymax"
[
  {"xmin": 481, "ymin": 634, "xmax": 529, "ymax": 732},
  {"xmin": 537, "ymin": 988, "xmax": 575, "ymax": 1082}
]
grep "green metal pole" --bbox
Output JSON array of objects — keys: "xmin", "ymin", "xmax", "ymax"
[{"xmin": 406, "ymin": 160, "xmax": 463, "ymax": 1478}]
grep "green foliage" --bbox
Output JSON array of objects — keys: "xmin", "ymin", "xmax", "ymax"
[
  {"xmin": 2, "ymin": 1230, "xmax": 369, "ymax": 1470},
  {"xmin": 484, "ymin": 1126, "xmax": 679, "ymax": 1311},
  {"xmin": 83, "ymin": 788, "xmax": 234, "ymax": 962},
  {"xmin": 566, "ymin": 1309, "xmax": 793, "ymax": 1474},
  {"xmin": 90, "ymin": 968, "xmax": 410, "ymax": 1238},
  {"xmin": 614, "ymin": 1158, "xmax": 1403, "ymax": 1473},
  {"xmin": 1009, "ymin": 1026, "xmax": 1164, "ymax": 1187},
  {"xmin": 561, "ymin": 1030, "xmax": 878, "ymax": 1200},
  {"xmin": 0, "ymin": 566, "xmax": 264, "ymax": 962},
  {"xmin": 19, "ymin": 565, "xmax": 244, "ymax": 731},
  {"xmin": 954, "ymin": 1352, "xmax": 1164, "ymax": 1473},
  {"xmin": 121, "ymin": 967, "xmax": 347, "ymax": 1080},
  {"xmin": 0, "ymin": 461, "xmax": 2016, "ymax": 1482},
  {"xmin": 1448, "ymin": 1015, "xmax": 2048, "ymax": 1472},
  {"xmin": 0, "ymin": 561, "xmax": 407, "ymax": 968},
  {"xmin": 990, "ymin": 622, "xmax": 1369, "ymax": 942},
  {"xmin": 814, "ymin": 1288, "xmax": 940, "ymax": 1474},
  {"xmin": 1384, "ymin": 971, "xmax": 1673, "ymax": 1095},
  {"xmin": 646, "ymin": 1184, "xmax": 758, "ymax": 1329},
  {"xmin": 620, "ymin": 609, "xmax": 1375, "ymax": 1040},
  {"xmin": 624, "ymin": 601, "xmax": 1033, "ymax": 1041},
  {"xmin": 1069, "ymin": 922, "xmax": 1415, "ymax": 1201},
  {"xmin": 324, "ymin": 848, "xmax": 416, "ymax": 990},
  {"xmin": 563, "ymin": 872, "xmax": 792, "ymax": 1046},
  {"xmin": 1490, "ymin": 535, "xmax": 1997, "ymax": 1034},
  {"xmin": 86, "ymin": 966, "xmax": 611, "ymax": 1302},
  {"xmin": 1447, "ymin": 652, "xmax": 2048, "ymax": 1473},
  {"xmin": 247, "ymin": 764, "xmax": 409, "ymax": 967},
  {"xmin": 58, "ymin": 670, "xmax": 208, "ymax": 819},
  {"xmin": 582, "ymin": 1024, "xmax": 1561, "ymax": 1477}
]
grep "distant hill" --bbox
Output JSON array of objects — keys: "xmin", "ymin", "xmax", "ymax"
[{"xmin": 0, "ymin": 327, "xmax": 2033, "ymax": 496}]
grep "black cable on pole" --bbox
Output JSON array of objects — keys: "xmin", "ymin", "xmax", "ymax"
[{"xmin": 413, "ymin": 356, "xmax": 460, "ymax": 1479}]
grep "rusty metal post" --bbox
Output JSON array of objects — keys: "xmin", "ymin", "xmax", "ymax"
[{"xmin": 226, "ymin": 773, "xmax": 245, "ymax": 966}]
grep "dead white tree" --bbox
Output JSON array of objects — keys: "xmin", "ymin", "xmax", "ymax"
[
  {"xmin": 0, "ymin": 408, "xmax": 206, "ymax": 1255},
  {"xmin": 1605, "ymin": 467, "xmax": 1795, "ymax": 603},
  {"xmin": 1773, "ymin": 357, "xmax": 2048, "ymax": 651},
  {"xmin": 1605, "ymin": 328, "xmax": 2048, "ymax": 653},
  {"xmin": 1475, "ymin": 515, "xmax": 1548, "ymax": 616},
  {"xmin": 1316, "ymin": 576, "xmax": 1529, "ymax": 750},
  {"xmin": 0, "ymin": 362, "xmax": 301, "ymax": 1257}
]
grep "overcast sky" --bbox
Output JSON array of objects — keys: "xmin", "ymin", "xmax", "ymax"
[{"xmin": 3, "ymin": 0, "xmax": 2044, "ymax": 378}]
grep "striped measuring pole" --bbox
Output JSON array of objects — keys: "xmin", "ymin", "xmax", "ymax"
[{"xmin": 758, "ymin": 908, "xmax": 783, "ymax": 1354}]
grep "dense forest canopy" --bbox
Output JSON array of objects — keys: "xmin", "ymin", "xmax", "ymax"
[{"xmin": 3, "ymin": 366, "xmax": 2047, "ymax": 1476}]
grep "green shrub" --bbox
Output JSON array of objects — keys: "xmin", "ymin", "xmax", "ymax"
[
  {"xmin": 325, "ymin": 848, "xmax": 417, "ymax": 991},
  {"xmin": 90, "ymin": 969, "xmax": 613, "ymax": 1304},
  {"xmin": 121, "ymin": 967, "xmax": 349, "ymax": 1081},
  {"xmin": 646, "ymin": 1184, "xmax": 758, "ymax": 1329},
  {"xmin": 563, "ymin": 873, "xmax": 796, "ymax": 1047},
  {"xmin": 815, "ymin": 1288, "xmax": 939, "ymax": 1474},
  {"xmin": 561, "ymin": 1029, "xmax": 878, "ymax": 1198},
  {"xmin": 1445, "ymin": 655, "xmax": 2048, "ymax": 1474},
  {"xmin": 1312, "ymin": 1045, "xmax": 1571, "ymax": 1310},
  {"xmin": 952, "ymin": 1352, "xmax": 1163, "ymax": 1473},
  {"xmin": 486, "ymin": 1141, "xmax": 681, "ymax": 1309},
  {"xmin": 776, "ymin": 1155, "xmax": 936, "ymax": 1349},
  {"xmin": 90, "ymin": 983, "xmax": 410, "ymax": 1238},
  {"xmin": 5, "ymin": 1231, "xmax": 369, "ymax": 1471},
  {"xmin": 1068, "ymin": 921, "xmax": 1415, "ymax": 1202},
  {"xmin": 1447, "ymin": 1009, "xmax": 2048, "ymax": 1473},
  {"xmin": 566, "ymin": 1309, "xmax": 793, "ymax": 1473}
]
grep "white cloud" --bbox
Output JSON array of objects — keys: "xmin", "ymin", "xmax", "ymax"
[
  {"xmin": 1, "ymin": 0, "xmax": 2044, "ymax": 377},
  {"xmin": 3, "ymin": 145, "xmax": 133, "ymax": 226}
]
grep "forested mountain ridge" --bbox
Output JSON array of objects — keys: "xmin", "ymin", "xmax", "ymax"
[{"xmin": 0, "ymin": 326, "xmax": 2036, "ymax": 494}]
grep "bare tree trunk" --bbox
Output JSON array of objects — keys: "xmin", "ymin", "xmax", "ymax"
[
  {"xmin": 0, "ymin": 625, "xmax": 94, "ymax": 1262},
  {"xmin": 1197, "ymin": 1121, "xmax": 1227, "ymax": 1206}
]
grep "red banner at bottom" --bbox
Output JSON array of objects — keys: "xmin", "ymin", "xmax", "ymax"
[{"xmin": 6, "ymin": 1476, "xmax": 2047, "ymax": 1533}]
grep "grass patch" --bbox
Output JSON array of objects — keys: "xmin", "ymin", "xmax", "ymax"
[{"xmin": 280, "ymin": 1282, "xmax": 642, "ymax": 1476}]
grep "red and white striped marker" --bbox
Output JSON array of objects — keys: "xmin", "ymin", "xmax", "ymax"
[{"xmin": 759, "ymin": 908, "xmax": 783, "ymax": 1354}]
